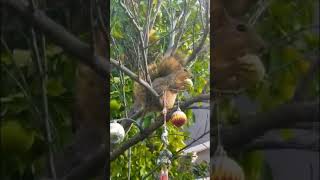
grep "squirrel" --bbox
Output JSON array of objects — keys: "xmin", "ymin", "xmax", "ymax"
[
  {"xmin": 133, "ymin": 54, "xmax": 192, "ymax": 113},
  {"xmin": 72, "ymin": 30, "xmax": 108, "ymax": 134},
  {"xmin": 54, "ymin": 29, "xmax": 108, "ymax": 177},
  {"xmin": 122, "ymin": 54, "xmax": 193, "ymax": 130},
  {"xmin": 212, "ymin": 0, "xmax": 266, "ymax": 91}
]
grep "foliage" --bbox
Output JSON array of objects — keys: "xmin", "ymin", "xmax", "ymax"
[
  {"xmin": 218, "ymin": 0, "xmax": 319, "ymax": 179},
  {"xmin": 110, "ymin": 0, "xmax": 210, "ymax": 179},
  {"xmin": 0, "ymin": 0, "xmax": 318, "ymax": 179},
  {"xmin": 1, "ymin": 44, "xmax": 76, "ymax": 179}
]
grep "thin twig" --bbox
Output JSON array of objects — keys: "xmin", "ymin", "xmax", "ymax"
[
  {"xmin": 249, "ymin": 0, "xmax": 270, "ymax": 25},
  {"xmin": 119, "ymin": 0, "xmax": 142, "ymax": 31},
  {"xmin": 0, "ymin": 38, "xmax": 42, "ymax": 120},
  {"xmin": 120, "ymin": 0, "xmax": 153, "ymax": 86},
  {"xmin": 185, "ymin": 0, "xmax": 209, "ymax": 64},
  {"xmin": 96, "ymin": 1, "xmax": 109, "ymax": 39},
  {"xmin": 170, "ymin": 0, "xmax": 191, "ymax": 55},
  {"xmin": 30, "ymin": 27, "xmax": 57, "ymax": 179},
  {"xmin": 149, "ymin": 0, "xmax": 163, "ymax": 30}
]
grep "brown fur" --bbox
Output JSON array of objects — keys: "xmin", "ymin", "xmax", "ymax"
[
  {"xmin": 73, "ymin": 30, "xmax": 108, "ymax": 133},
  {"xmin": 130, "ymin": 56, "xmax": 192, "ymax": 117},
  {"xmin": 55, "ymin": 29, "xmax": 108, "ymax": 178},
  {"xmin": 212, "ymin": 0, "xmax": 266, "ymax": 90}
]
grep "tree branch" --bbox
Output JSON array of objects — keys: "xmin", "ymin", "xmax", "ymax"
[
  {"xmin": 30, "ymin": 26, "xmax": 57, "ymax": 179},
  {"xmin": 61, "ymin": 100, "xmax": 317, "ymax": 179},
  {"xmin": 110, "ymin": 58, "xmax": 159, "ymax": 97},
  {"xmin": 1, "ymin": 0, "xmax": 109, "ymax": 77},
  {"xmin": 185, "ymin": 0, "xmax": 209, "ymax": 64},
  {"xmin": 111, "ymin": 93, "xmax": 209, "ymax": 160},
  {"xmin": 212, "ymin": 101, "xmax": 319, "ymax": 152},
  {"xmin": 47, "ymin": 94, "xmax": 209, "ymax": 180},
  {"xmin": 2, "ymin": 0, "xmax": 160, "ymax": 98},
  {"xmin": 244, "ymin": 139, "xmax": 320, "ymax": 152},
  {"xmin": 61, "ymin": 145, "xmax": 106, "ymax": 180}
]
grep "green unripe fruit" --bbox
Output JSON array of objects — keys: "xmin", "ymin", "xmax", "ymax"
[
  {"xmin": 110, "ymin": 99, "xmax": 121, "ymax": 111},
  {"xmin": 1, "ymin": 121, "xmax": 34, "ymax": 154}
]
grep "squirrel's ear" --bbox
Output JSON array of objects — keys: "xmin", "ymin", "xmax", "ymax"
[{"xmin": 213, "ymin": 0, "xmax": 229, "ymax": 29}]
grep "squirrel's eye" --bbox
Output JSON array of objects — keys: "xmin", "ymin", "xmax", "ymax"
[{"xmin": 236, "ymin": 24, "xmax": 247, "ymax": 32}]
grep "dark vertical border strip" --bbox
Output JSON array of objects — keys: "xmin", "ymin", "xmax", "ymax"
[
  {"xmin": 105, "ymin": 0, "xmax": 111, "ymax": 178},
  {"xmin": 209, "ymin": 0, "xmax": 215, "ymax": 177}
]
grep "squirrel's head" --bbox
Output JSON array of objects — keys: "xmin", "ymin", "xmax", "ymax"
[
  {"xmin": 213, "ymin": 3, "xmax": 266, "ymax": 63},
  {"xmin": 212, "ymin": 1, "xmax": 267, "ymax": 90},
  {"xmin": 173, "ymin": 68, "xmax": 193, "ymax": 91}
]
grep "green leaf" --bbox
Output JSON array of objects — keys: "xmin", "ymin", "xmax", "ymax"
[
  {"xmin": 0, "ymin": 93, "xmax": 25, "ymax": 103},
  {"xmin": 13, "ymin": 49, "xmax": 31, "ymax": 67},
  {"xmin": 1, "ymin": 53, "xmax": 11, "ymax": 65},
  {"xmin": 47, "ymin": 45, "xmax": 63, "ymax": 56},
  {"xmin": 46, "ymin": 79, "xmax": 66, "ymax": 96},
  {"xmin": 304, "ymin": 32, "xmax": 319, "ymax": 48}
]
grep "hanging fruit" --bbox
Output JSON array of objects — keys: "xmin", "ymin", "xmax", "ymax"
[
  {"xmin": 211, "ymin": 145, "xmax": 245, "ymax": 180},
  {"xmin": 170, "ymin": 107, "xmax": 187, "ymax": 127},
  {"xmin": 110, "ymin": 121, "xmax": 125, "ymax": 144}
]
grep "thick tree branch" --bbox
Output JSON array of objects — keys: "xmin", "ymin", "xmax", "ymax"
[
  {"xmin": 111, "ymin": 93, "xmax": 210, "ymax": 160},
  {"xmin": 291, "ymin": 122, "xmax": 320, "ymax": 130},
  {"xmin": 212, "ymin": 101, "xmax": 319, "ymax": 152},
  {"xmin": 37, "ymin": 93, "xmax": 206, "ymax": 180},
  {"xmin": 51, "ymin": 94, "xmax": 209, "ymax": 180},
  {"xmin": 62, "ymin": 100, "xmax": 318, "ymax": 179},
  {"xmin": 61, "ymin": 145, "xmax": 106, "ymax": 180},
  {"xmin": 244, "ymin": 139, "xmax": 320, "ymax": 152}
]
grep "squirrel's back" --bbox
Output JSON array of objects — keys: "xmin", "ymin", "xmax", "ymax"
[
  {"xmin": 147, "ymin": 54, "xmax": 186, "ymax": 80},
  {"xmin": 131, "ymin": 54, "xmax": 191, "ymax": 115}
]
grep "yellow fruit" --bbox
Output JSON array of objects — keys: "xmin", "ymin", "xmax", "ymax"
[
  {"xmin": 184, "ymin": 78, "xmax": 194, "ymax": 91},
  {"xmin": 148, "ymin": 29, "xmax": 159, "ymax": 43},
  {"xmin": 1, "ymin": 121, "xmax": 34, "ymax": 154},
  {"xmin": 238, "ymin": 54, "xmax": 266, "ymax": 88},
  {"xmin": 149, "ymin": 29, "xmax": 156, "ymax": 37},
  {"xmin": 110, "ymin": 99, "xmax": 121, "ymax": 111}
]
